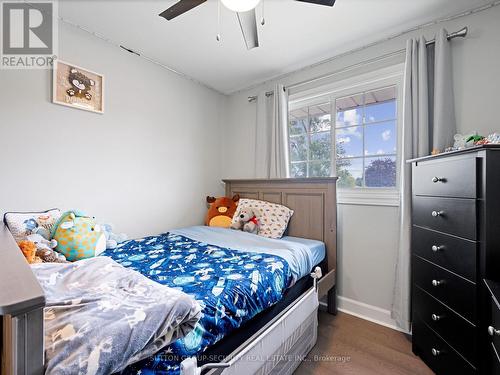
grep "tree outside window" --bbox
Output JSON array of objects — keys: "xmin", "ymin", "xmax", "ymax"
[{"xmin": 289, "ymin": 102, "xmax": 331, "ymax": 178}]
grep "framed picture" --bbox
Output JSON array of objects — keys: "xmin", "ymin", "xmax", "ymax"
[{"xmin": 52, "ymin": 60, "xmax": 104, "ymax": 114}]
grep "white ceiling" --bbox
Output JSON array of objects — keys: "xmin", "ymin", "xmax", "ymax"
[{"xmin": 60, "ymin": 0, "xmax": 492, "ymax": 94}]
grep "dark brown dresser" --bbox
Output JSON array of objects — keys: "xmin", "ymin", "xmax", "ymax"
[{"xmin": 410, "ymin": 145, "xmax": 500, "ymax": 374}]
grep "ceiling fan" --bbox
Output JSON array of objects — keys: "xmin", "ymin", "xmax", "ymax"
[{"xmin": 159, "ymin": 0, "xmax": 336, "ymax": 50}]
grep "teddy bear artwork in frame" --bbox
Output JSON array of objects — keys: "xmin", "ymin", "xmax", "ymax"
[{"xmin": 52, "ymin": 59, "xmax": 104, "ymax": 114}]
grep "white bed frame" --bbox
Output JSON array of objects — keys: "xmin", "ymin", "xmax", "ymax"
[{"xmin": 0, "ymin": 178, "xmax": 337, "ymax": 375}]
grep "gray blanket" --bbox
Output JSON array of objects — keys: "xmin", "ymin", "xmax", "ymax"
[{"xmin": 32, "ymin": 257, "xmax": 201, "ymax": 375}]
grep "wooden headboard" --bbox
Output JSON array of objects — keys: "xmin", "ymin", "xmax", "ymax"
[
  {"xmin": 224, "ymin": 178, "xmax": 338, "ymax": 313},
  {"xmin": 224, "ymin": 178, "xmax": 337, "ymax": 271}
]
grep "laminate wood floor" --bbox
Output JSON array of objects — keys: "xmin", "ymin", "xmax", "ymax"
[{"xmin": 294, "ymin": 311, "xmax": 434, "ymax": 375}]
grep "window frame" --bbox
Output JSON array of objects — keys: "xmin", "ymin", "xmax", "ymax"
[{"xmin": 288, "ymin": 64, "xmax": 404, "ymax": 206}]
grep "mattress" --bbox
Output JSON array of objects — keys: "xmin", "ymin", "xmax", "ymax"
[
  {"xmin": 103, "ymin": 227, "xmax": 326, "ymax": 374},
  {"xmin": 172, "ymin": 226, "xmax": 323, "ymax": 282},
  {"xmin": 281, "ymin": 235, "xmax": 325, "ymax": 272}
]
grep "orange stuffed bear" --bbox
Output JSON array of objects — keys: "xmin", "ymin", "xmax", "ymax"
[{"xmin": 205, "ymin": 195, "xmax": 240, "ymax": 227}]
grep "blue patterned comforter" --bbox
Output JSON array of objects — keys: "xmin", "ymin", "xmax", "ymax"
[{"xmin": 102, "ymin": 232, "xmax": 293, "ymax": 374}]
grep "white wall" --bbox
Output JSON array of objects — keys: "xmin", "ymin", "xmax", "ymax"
[
  {"xmin": 221, "ymin": 5, "xmax": 500, "ymax": 326},
  {"xmin": 0, "ymin": 22, "xmax": 225, "ymax": 238}
]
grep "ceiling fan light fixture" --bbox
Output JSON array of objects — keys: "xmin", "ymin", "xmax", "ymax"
[{"xmin": 221, "ymin": 0, "xmax": 261, "ymax": 12}]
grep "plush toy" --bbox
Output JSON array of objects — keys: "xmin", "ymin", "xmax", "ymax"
[
  {"xmin": 99, "ymin": 223, "xmax": 128, "ymax": 249},
  {"xmin": 231, "ymin": 207, "xmax": 259, "ymax": 234},
  {"xmin": 205, "ymin": 195, "xmax": 240, "ymax": 228},
  {"xmin": 33, "ymin": 226, "xmax": 51, "ymax": 240},
  {"xmin": 52, "ymin": 210, "xmax": 106, "ymax": 261},
  {"xmin": 466, "ymin": 134, "xmax": 485, "ymax": 144},
  {"xmin": 27, "ymin": 233, "xmax": 57, "ymax": 250},
  {"xmin": 26, "ymin": 233, "xmax": 67, "ymax": 263},
  {"xmin": 487, "ymin": 133, "xmax": 500, "ymax": 144},
  {"xmin": 453, "ymin": 133, "xmax": 478, "ymax": 150},
  {"xmin": 18, "ymin": 240, "xmax": 42, "ymax": 264}
]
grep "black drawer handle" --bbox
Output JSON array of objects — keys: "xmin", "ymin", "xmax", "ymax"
[
  {"xmin": 432, "ymin": 177, "xmax": 446, "ymax": 183},
  {"xmin": 431, "ymin": 313, "xmax": 444, "ymax": 321},
  {"xmin": 431, "ymin": 245, "xmax": 444, "ymax": 252},
  {"xmin": 431, "ymin": 348, "xmax": 442, "ymax": 356},
  {"xmin": 432, "ymin": 279, "xmax": 444, "ymax": 287},
  {"xmin": 431, "ymin": 210, "xmax": 444, "ymax": 217},
  {"xmin": 488, "ymin": 326, "xmax": 500, "ymax": 336}
]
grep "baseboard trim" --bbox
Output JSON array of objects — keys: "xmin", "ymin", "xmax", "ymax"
[{"xmin": 320, "ymin": 296, "xmax": 410, "ymax": 334}]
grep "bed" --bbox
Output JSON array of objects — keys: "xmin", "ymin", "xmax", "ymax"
[{"xmin": 0, "ymin": 178, "xmax": 337, "ymax": 375}]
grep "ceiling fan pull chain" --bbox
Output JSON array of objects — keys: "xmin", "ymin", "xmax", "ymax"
[
  {"xmin": 260, "ymin": 0, "xmax": 265, "ymax": 26},
  {"xmin": 216, "ymin": 0, "xmax": 222, "ymax": 42}
]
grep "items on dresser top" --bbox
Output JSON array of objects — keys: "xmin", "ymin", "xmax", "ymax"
[{"xmin": 409, "ymin": 145, "xmax": 500, "ymax": 375}]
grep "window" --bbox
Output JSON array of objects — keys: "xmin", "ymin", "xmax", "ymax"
[{"xmin": 287, "ymin": 65, "xmax": 403, "ymax": 205}]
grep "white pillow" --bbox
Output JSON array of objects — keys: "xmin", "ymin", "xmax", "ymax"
[
  {"xmin": 4, "ymin": 209, "xmax": 61, "ymax": 243},
  {"xmin": 232, "ymin": 199, "xmax": 293, "ymax": 239}
]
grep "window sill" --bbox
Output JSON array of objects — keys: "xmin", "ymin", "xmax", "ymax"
[{"xmin": 337, "ymin": 189, "xmax": 400, "ymax": 207}]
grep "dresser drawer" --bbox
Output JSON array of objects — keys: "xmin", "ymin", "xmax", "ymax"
[
  {"xmin": 413, "ymin": 286, "xmax": 476, "ymax": 364},
  {"xmin": 413, "ymin": 156, "xmax": 477, "ymax": 198},
  {"xmin": 413, "ymin": 226, "xmax": 477, "ymax": 281},
  {"xmin": 413, "ymin": 256, "xmax": 476, "ymax": 321},
  {"xmin": 413, "ymin": 196, "xmax": 477, "ymax": 240},
  {"xmin": 489, "ymin": 294, "xmax": 500, "ymax": 355},
  {"xmin": 485, "ymin": 280, "xmax": 500, "ymax": 361},
  {"xmin": 413, "ymin": 317, "xmax": 476, "ymax": 375}
]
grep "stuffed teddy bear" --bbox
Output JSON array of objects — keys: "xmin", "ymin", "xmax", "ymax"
[
  {"xmin": 52, "ymin": 210, "xmax": 106, "ymax": 261},
  {"xmin": 18, "ymin": 240, "xmax": 42, "ymax": 264},
  {"xmin": 26, "ymin": 233, "xmax": 67, "ymax": 263},
  {"xmin": 231, "ymin": 207, "xmax": 259, "ymax": 234},
  {"xmin": 99, "ymin": 223, "xmax": 128, "ymax": 249},
  {"xmin": 205, "ymin": 195, "xmax": 240, "ymax": 228}
]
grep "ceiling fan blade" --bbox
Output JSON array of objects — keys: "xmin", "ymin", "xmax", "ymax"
[
  {"xmin": 159, "ymin": 0, "xmax": 207, "ymax": 20},
  {"xmin": 236, "ymin": 9, "xmax": 259, "ymax": 50},
  {"xmin": 296, "ymin": 0, "xmax": 336, "ymax": 6}
]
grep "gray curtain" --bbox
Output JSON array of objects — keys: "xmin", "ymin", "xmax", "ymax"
[
  {"xmin": 391, "ymin": 29, "xmax": 456, "ymax": 332},
  {"xmin": 254, "ymin": 84, "xmax": 290, "ymax": 178}
]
